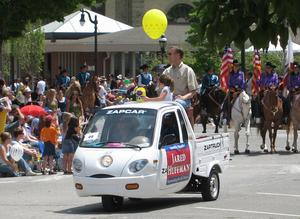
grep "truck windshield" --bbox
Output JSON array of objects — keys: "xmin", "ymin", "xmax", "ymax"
[{"xmin": 81, "ymin": 108, "xmax": 157, "ymax": 148}]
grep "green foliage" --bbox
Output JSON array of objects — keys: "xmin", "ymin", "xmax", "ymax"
[
  {"xmin": 186, "ymin": 30, "xmax": 222, "ymax": 78},
  {"xmin": 142, "ymin": 52, "xmax": 161, "ymax": 68},
  {"xmin": 0, "ymin": 0, "xmax": 96, "ymax": 42},
  {"xmin": 189, "ymin": 0, "xmax": 300, "ymax": 50},
  {"xmin": 10, "ymin": 22, "xmax": 45, "ymax": 77},
  {"xmin": 183, "ymin": 47, "xmax": 221, "ymax": 78},
  {"xmin": 1, "ymin": 41, "xmax": 11, "ymax": 78}
]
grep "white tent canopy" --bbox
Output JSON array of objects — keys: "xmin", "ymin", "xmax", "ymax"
[
  {"xmin": 42, "ymin": 8, "xmax": 133, "ymax": 39},
  {"xmin": 245, "ymin": 41, "xmax": 300, "ymax": 53}
]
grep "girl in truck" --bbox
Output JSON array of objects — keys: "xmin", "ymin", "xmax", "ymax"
[{"xmin": 144, "ymin": 74, "xmax": 174, "ymax": 102}]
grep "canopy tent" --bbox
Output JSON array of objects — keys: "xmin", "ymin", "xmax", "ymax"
[
  {"xmin": 245, "ymin": 41, "xmax": 300, "ymax": 53},
  {"xmin": 42, "ymin": 8, "xmax": 133, "ymax": 40}
]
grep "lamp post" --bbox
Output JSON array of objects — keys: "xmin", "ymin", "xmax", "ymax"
[
  {"xmin": 159, "ymin": 35, "xmax": 167, "ymax": 64},
  {"xmin": 80, "ymin": 9, "xmax": 98, "ymax": 75}
]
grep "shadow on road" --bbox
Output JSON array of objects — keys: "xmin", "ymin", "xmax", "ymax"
[
  {"xmin": 230, "ymin": 150, "xmax": 297, "ymax": 157},
  {"xmin": 54, "ymin": 197, "xmax": 202, "ymax": 215}
]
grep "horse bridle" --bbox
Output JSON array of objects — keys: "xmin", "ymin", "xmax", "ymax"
[
  {"xmin": 232, "ymin": 93, "xmax": 251, "ymax": 121},
  {"xmin": 261, "ymin": 90, "xmax": 280, "ymax": 117}
]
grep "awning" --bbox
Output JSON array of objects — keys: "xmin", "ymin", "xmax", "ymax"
[
  {"xmin": 42, "ymin": 8, "xmax": 133, "ymax": 40},
  {"xmin": 45, "ymin": 25, "xmax": 192, "ymax": 52}
]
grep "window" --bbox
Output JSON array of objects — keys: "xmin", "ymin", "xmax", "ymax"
[
  {"xmin": 81, "ymin": 108, "xmax": 157, "ymax": 148},
  {"xmin": 177, "ymin": 109, "xmax": 188, "ymax": 141},
  {"xmin": 167, "ymin": 4, "xmax": 194, "ymax": 24},
  {"xmin": 159, "ymin": 112, "xmax": 180, "ymax": 146}
]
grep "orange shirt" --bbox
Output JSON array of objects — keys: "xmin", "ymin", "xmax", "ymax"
[{"xmin": 40, "ymin": 126, "xmax": 59, "ymax": 145}]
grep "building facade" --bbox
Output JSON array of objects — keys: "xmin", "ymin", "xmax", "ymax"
[
  {"xmin": 44, "ymin": 0, "xmax": 194, "ymax": 81},
  {"xmin": 105, "ymin": 0, "xmax": 194, "ymax": 27}
]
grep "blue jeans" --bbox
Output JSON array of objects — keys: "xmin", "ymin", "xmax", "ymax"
[
  {"xmin": 0, "ymin": 164, "xmax": 18, "ymax": 177},
  {"xmin": 18, "ymin": 157, "xmax": 32, "ymax": 173},
  {"xmin": 175, "ymin": 99, "xmax": 192, "ymax": 109}
]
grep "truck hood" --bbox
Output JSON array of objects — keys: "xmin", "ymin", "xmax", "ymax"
[{"xmin": 81, "ymin": 148, "xmax": 137, "ymax": 177}]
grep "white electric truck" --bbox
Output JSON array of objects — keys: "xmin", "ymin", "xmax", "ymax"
[{"xmin": 73, "ymin": 102, "xmax": 230, "ymax": 211}]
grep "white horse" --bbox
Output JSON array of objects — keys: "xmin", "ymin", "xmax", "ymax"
[
  {"xmin": 286, "ymin": 92, "xmax": 300, "ymax": 153},
  {"xmin": 231, "ymin": 91, "xmax": 252, "ymax": 154}
]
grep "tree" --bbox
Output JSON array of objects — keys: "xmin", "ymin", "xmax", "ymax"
[
  {"xmin": 189, "ymin": 0, "xmax": 300, "ymax": 50},
  {"xmin": 184, "ymin": 38, "xmax": 221, "ymax": 77},
  {"xmin": 0, "ymin": 0, "xmax": 99, "ymax": 74},
  {"xmin": 10, "ymin": 22, "xmax": 45, "ymax": 78}
]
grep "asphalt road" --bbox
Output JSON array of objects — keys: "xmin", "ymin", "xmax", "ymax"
[{"xmin": 1, "ymin": 126, "xmax": 300, "ymax": 219}]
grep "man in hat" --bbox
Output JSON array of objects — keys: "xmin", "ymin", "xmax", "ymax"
[
  {"xmin": 255, "ymin": 61, "xmax": 281, "ymax": 122},
  {"xmin": 138, "ymin": 64, "xmax": 153, "ymax": 87},
  {"xmin": 116, "ymin": 74, "xmax": 125, "ymax": 89},
  {"xmin": 76, "ymin": 65, "xmax": 90, "ymax": 87},
  {"xmin": 257, "ymin": 62, "xmax": 279, "ymax": 89},
  {"xmin": 223, "ymin": 60, "xmax": 245, "ymax": 123},
  {"xmin": 200, "ymin": 65, "xmax": 220, "ymax": 111}
]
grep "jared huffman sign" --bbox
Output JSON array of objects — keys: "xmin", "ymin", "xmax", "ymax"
[{"xmin": 164, "ymin": 143, "xmax": 191, "ymax": 185}]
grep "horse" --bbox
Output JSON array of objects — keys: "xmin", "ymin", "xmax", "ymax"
[
  {"xmin": 230, "ymin": 91, "xmax": 252, "ymax": 154},
  {"xmin": 194, "ymin": 88, "xmax": 226, "ymax": 133},
  {"xmin": 259, "ymin": 88, "xmax": 283, "ymax": 153},
  {"xmin": 81, "ymin": 75, "xmax": 99, "ymax": 112},
  {"xmin": 286, "ymin": 91, "xmax": 300, "ymax": 153}
]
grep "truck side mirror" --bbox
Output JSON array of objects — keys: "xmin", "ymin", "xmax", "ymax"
[{"xmin": 160, "ymin": 134, "xmax": 177, "ymax": 148}]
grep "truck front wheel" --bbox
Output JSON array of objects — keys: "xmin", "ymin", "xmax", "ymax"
[
  {"xmin": 201, "ymin": 170, "xmax": 220, "ymax": 201},
  {"xmin": 102, "ymin": 195, "xmax": 124, "ymax": 212}
]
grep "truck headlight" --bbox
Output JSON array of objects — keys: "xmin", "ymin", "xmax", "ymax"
[
  {"xmin": 101, "ymin": 155, "xmax": 113, "ymax": 167},
  {"xmin": 73, "ymin": 158, "xmax": 83, "ymax": 173},
  {"xmin": 129, "ymin": 159, "xmax": 148, "ymax": 173}
]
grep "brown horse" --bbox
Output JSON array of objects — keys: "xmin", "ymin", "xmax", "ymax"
[
  {"xmin": 286, "ymin": 91, "xmax": 300, "ymax": 153},
  {"xmin": 194, "ymin": 88, "xmax": 226, "ymax": 133},
  {"xmin": 259, "ymin": 89, "xmax": 283, "ymax": 153},
  {"xmin": 81, "ymin": 76, "xmax": 99, "ymax": 112}
]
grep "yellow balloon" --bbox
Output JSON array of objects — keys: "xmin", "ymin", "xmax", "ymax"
[{"xmin": 142, "ymin": 9, "xmax": 168, "ymax": 40}]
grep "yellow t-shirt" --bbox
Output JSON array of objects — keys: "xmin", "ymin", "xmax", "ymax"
[{"xmin": 0, "ymin": 111, "xmax": 7, "ymax": 134}]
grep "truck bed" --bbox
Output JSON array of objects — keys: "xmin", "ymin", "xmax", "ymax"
[{"xmin": 192, "ymin": 133, "xmax": 230, "ymax": 178}]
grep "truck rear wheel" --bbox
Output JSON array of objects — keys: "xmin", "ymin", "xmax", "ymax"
[
  {"xmin": 102, "ymin": 195, "xmax": 123, "ymax": 212},
  {"xmin": 201, "ymin": 170, "xmax": 220, "ymax": 201}
]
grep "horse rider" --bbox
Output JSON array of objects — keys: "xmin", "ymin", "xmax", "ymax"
[
  {"xmin": 76, "ymin": 64, "xmax": 91, "ymax": 87},
  {"xmin": 163, "ymin": 46, "xmax": 198, "ymax": 127},
  {"xmin": 223, "ymin": 59, "xmax": 245, "ymax": 124},
  {"xmin": 287, "ymin": 62, "xmax": 300, "ymax": 114},
  {"xmin": 200, "ymin": 65, "xmax": 220, "ymax": 112},
  {"xmin": 255, "ymin": 62, "xmax": 286, "ymax": 122},
  {"xmin": 137, "ymin": 64, "xmax": 153, "ymax": 87}
]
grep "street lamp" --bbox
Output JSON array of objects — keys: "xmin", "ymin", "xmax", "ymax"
[
  {"xmin": 159, "ymin": 35, "xmax": 167, "ymax": 64},
  {"xmin": 79, "ymin": 9, "xmax": 98, "ymax": 75}
]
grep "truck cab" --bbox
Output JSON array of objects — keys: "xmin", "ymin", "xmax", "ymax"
[{"xmin": 73, "ymin": 102, "xmax": 230, "ymax": 211}]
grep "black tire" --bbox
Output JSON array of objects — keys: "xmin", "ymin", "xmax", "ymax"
[
  {"xmin": 102, "ymin": 195, "xmax": 123, "ymax": 212},
  {"xmin": 201, "ymin": 170, "xmax": 220, "ymax": 201}
]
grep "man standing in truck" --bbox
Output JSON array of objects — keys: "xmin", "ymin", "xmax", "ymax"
[{"xmin": 162, "ymin": 46, "xmax": 198, "ymax": 126}]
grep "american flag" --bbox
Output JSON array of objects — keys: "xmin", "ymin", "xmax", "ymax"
[
  {"xmin": 252, "ymin": 49, "xmax": 261, "ymax": 95},
  {"xmin": 220, "ymin": 46, "xmax": 233, "ymax": 91}
]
